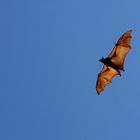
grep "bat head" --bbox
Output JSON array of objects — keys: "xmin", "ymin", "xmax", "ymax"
[{"xmin": 99, "ymin": 57, "xmax": 105, "ymax": 63}]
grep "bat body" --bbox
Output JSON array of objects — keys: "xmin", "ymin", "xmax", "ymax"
[
  {"xmin": 100, "ymin": 57, "xmax": 124, "ymax": 72},
  {"xmin": 96, "ymin": 30, "xmax": 132, "ymax": 94}
]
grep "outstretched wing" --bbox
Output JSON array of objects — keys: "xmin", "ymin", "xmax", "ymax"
[
  {"xmin": 96, "ymin": 30, "xmax": 132, "ymax": 94},
  {"xmin": 109, "ymin": 30, "xmax": 132, "ymax": 69},
  {"xmin": 96, "ymin": 65, "xmax": 119, "ymax": 94}
]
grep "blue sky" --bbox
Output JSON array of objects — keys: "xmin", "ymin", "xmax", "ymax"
[{"xmin": 1, "ymin": 0, "xmax": 140, "ymax": 140}]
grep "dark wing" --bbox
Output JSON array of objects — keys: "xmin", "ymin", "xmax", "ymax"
[
  {"xmin": 96, "ymin": 65, "xmax": 119, "ymax": 94},
  {"xmin": 109, "ymin": 30, "xmax": 132, "ymax": 69}
]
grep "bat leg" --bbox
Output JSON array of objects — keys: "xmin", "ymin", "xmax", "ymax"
[{"xmin": 117, "ymin": 69, "xmax": 121, "ymax": 76}]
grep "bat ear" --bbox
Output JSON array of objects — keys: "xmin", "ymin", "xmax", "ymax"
[{"xmin": 99, "ymin": 57, "xmax": 104, "ymax": 62}]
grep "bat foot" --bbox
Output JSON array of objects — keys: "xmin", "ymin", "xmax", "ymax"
[
  {"xmin": 120, "ymin": 67, "xmax": 125, "ymax": 71},
  {"xmin": 119, "ymin": 73, "xmax": 121, "ymax": 76}
]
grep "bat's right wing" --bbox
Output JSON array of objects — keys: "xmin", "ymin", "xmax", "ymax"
[
  {"xmin": 96, "ymin": 65, "xmax": 119, "ymax": 94},
  {"xmin": 108, "ymin": 30, "xmax": 132, "ymax": 69}
]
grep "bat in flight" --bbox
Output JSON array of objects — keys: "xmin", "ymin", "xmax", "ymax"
[{"xmin": 96, "ymin": 30, "xmax": 132, "ymax": 94}]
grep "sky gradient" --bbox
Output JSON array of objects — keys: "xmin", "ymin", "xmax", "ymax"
[{"xmin": 1, "ymin": 0, "xmax": 140, "ymax": 140}]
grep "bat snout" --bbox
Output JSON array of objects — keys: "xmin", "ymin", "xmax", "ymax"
[{"xmin": 99, "ymin": 57, "xmax": 104, "ymax": 62}]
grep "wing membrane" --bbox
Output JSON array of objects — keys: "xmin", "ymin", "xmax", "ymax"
[
  {"xmin": 96, "ymin": 65, "xmax": 119, "ymax": 94},
  {"xmin": 109, "ymin": 30, "xmax": 132, "ymax": 68}
]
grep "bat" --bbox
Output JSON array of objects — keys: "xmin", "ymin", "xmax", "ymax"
[{"xmin": 96, "ymin": 30, "xmax": 132, "ymax": 94}]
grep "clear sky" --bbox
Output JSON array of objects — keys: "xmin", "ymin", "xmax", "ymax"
[{"xmin": 1, "ymin": 0, "xmax": 140, "ymax": 140}]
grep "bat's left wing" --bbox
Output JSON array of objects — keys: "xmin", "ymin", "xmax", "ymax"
[{"xmin": 96, "ymin": 65, "xmax": 119, "ymax": 94}]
